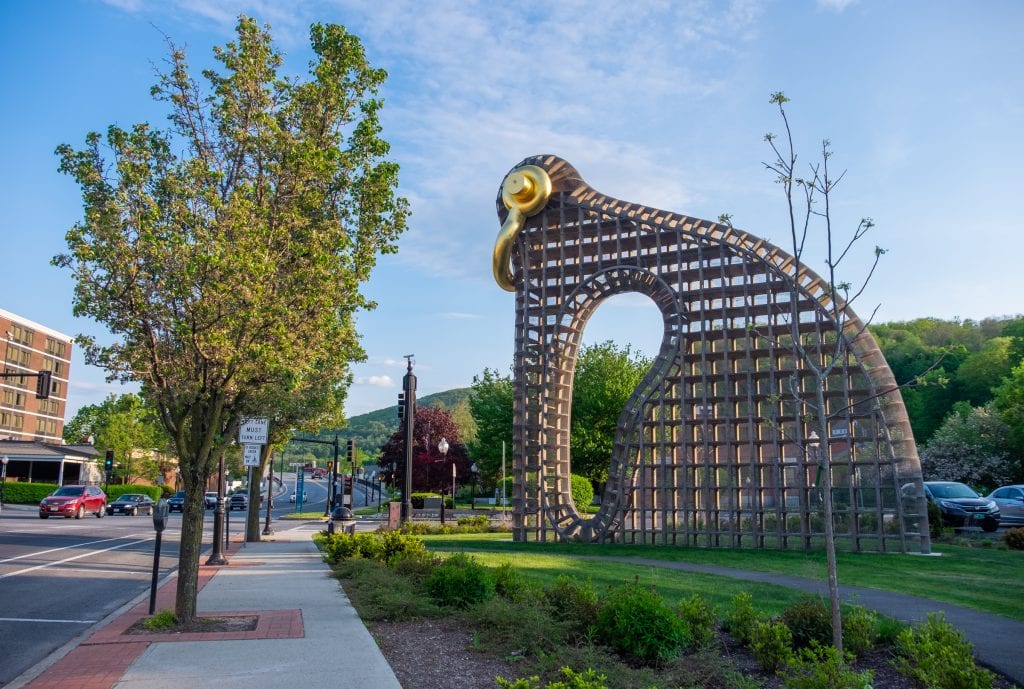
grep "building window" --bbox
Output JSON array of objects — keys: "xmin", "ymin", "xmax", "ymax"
[
  {"xmin": 4, "ymin": 346, "xmax": 31, "ymax": 367},
  {"xmin": 41, "ymin": 357, "xmax": 65, "ymax": 376},
  {"xmin": 3, "ymin": 367, "xmax": 28, "ymax": 389},
  {"xmin": 35, "ymin": 418, "xmax": 58, "ymax": 436},
  {"xmin": 37, "ymin": 398, "xmax": 59, "ymax": 415},
  {"xmin": 8, "ymin": 324, "xmax": 34, "ymax": 347},
  {"xmin": 44, "ymin": 337, "xmax": 68, "ymax": 358},
  {"xmin": 2, "ymin": 389, "xmax": 26, "ymax": 408},
  {"xmin": 0, "ymin": 411, "xmax": 25, "ymax": 431}
]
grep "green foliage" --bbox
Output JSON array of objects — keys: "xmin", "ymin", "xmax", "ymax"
[
  {"xmin": 725, "ymin": 591, "xmax": 761, "ymax": 646},
  {"xmin": 466, "ymin": 368, "xmax": 514, "ymax": 489},
  {"xmin": 841, "ymin": 606, "xmax": 877, "ymax": 657},
  {"xmin": 781, "ymin": 643, "xmax": 873, "ymax": 689},
  {"xmin": 142, "ymin": 609, "xmax": 176, "ymax": 630},
  {"xmin": 571, "ymin": 342, "xmax": 652, "ymax": 484},
  {"xmin": 920, "ymin": 403, "xmax": 1015, "ymax": 491},
  {"xmin": 570, "ymin": 474, "xmax": 594, "ymax": 510},
  {"xmin": 1002, "ymin": 527, "xmax": 1024, "ymax": 550},
  {"xmin": 332, "ymin": 557, "xmax": 438, "ymax": 621},
  {"xmin": 424, "ymin": 553, "xmax": 495, "ymax": 608},
  {"xmin": 780, "ymin": 596, "xmax": 833, "ymax": 650},
  {"xmin": 676, "ymin": 593, "xmax": 717, "ymax": 649},
  {"xmin": 456, "ymin": 514, "xmax": 490, "ymax": 529},
  {"xmin": 544, "ymin": 575, "xmax": 601, "ymax": 637},
  {"xmin": 4, "ymin": 482, "xmax": 59, "ymax": 504},
  {"xmin": 320, "ymin": 530, "xmax": 425, "ymax": 565},
  {"xmin": 928, "ymin": 500, "xmax": 944, "ymax": 540},
  {"xmin": 595, "ymin": 580, "xmax": 689, "ymax": 664},
  {"xmin": 492, "ymin": 562, "xmax": 529, "ymax": 600},
  {"xmin": 751, "ymin": 620, "xmax": 793, "ymax": 673},
  {"xmin": 105, "ymin": 485, "xmax": 162, "ymax": 501},
  {"xmin": 992, "ymin": 362, "xmax": 1024, "ymax": 474},
  {"xmin": 895, "ymin": 613, "xmax": 993, "ymax": 689},
  {"xmin": 496, "ymin": 667, "xmax": 608, "ymax": 689},
  {"xmin": 469, "ymin": 594, "xmax": 568, "ymax": 658}
]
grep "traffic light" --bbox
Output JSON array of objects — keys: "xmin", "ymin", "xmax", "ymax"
[
  {"xmin": 397, "ymin": 392, "xmax": 405, "ymax": 421},
  {"xmin": 35, "ymin": 370, "xmax": 52, "ymax": 400},
  {"xmin": 346, "ymin": 438, "xmax": 355, "ymax": 462},
  {"xmin": 104, "ymin": 450, "xmax": 114, "ymax": 471}
]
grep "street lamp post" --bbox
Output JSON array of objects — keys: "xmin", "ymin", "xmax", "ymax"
[
  {"xmin": 451, "ymin": 461, "xmax": 457, "ymax": 518},
  {"xmin": 0, "ymin": 455, "xmax": 9, "ymax": 511},
  {"xmin": 206, "ymin": 456, "xmax": 228, "ymax": 565},
  {"xmin": 438, "ymin": 437, "xmax": 449, "ymax": 525},
  {"xmin": 470, "ymin": 462, "xmax": 478, "ymax": 510},
  {"xmin": 263, "ymin": 451, "xmax": 274, "ymax": 536}
]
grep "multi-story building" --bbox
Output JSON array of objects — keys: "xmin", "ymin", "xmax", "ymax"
[{"xmin": 0, "ymin": 308, "xmax": 72, "ymax": 443}]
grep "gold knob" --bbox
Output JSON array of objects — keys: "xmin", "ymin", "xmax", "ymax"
[{"xmin": 493, "ymin": 165, "xmax": 552, "ymax": 291}]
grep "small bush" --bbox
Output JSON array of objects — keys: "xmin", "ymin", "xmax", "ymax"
[
  {"xmin": 497, "ymin": 666, "xmax": 608, "ymax": 689},
  {"xmin": 570, "ymin": 474, "xmax": 594, "ymax": 510},
  {"xmin": 751, "ymin": 620, "xmax": 793, "ymax": 673},
  {"xmin": 595, "ymin": 580, "xmax": 689, "ymax": 664},
  {"xmin": 493, "ymin": 562, "xmax": 530, "ymax": 600},
  {"xmin": 724, "ymin": 591, "xmax": 760, "ymax": 646},
  {"xmin": 456, "ymin": 514, "xmax": 490, "ymax": 529},
  {"xmin": 894, "ymin": 613, "xmax": 993, "ymax": 689},
  {"xmin": 780, "ymin": 596, "xmax": 832, "ymax": 650},
  {"xmin": 928, "ymin": 500, "xmax": 944, "ymax": 540},
  {"xmin": 469, "ymin": 595, "xmax": 568, "ymax": 657},
  {"xmin": 544, "ymin": 575, "xmax": 601, "ymax": 636},
  {"xmin": 782, "ymin": 643, "xmax": 873, "ymax": 689},
  {"xmin": 1003, "ymin": 526, "xmax": 1024, "ymax": 550},
  {"xmin": 4, "ymin": 482, "xmax": 59, "ymax": 504},
  {"xmin": 425, "ymin": 553, "xmax": 495, "ymax": 608},
  {"xmin": 677, "ymin": 593, "xmax": 717, "ymax": 649},
  {"xmin": 142, "ymin": 609, "xmax": 176, "ymax": 630},
  {"xmin": 841, "ymin": 605, "xmax": 877, "ymax": 657}
]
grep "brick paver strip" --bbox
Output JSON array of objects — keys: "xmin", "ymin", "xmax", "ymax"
[{"xmin": 22, "ymin": 551, "xmax": 303, "ymax": 689}]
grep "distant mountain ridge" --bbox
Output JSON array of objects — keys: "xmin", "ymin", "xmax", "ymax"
[{"xmin": 287, "ymin": 387, "xmax": 472, "ymax": 460}]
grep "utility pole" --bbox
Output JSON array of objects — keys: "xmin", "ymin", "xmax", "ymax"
[{"xmin": 401, "ymin": 355, "xmax": 416, "ymax": 525}]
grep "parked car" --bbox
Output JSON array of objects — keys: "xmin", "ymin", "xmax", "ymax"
[
  {"xmin": 204, "ymin": 492, "xmax": 219, "ymax": 509},
  {"xmin": 922, "ymin": 481, "xmax": 1000, "ymax": 532},
  {"xmin": 106, "ymin": 493, "xmax": 157, "ymax": 516},
  {"xmin": 987, "ymin": 485, "xmax": 1024, "ymax": 526},
  {"xmin": 167, "ymin": 491, "xmax": 186, "ymax": 512},
  {"xmin": 39, "ymin": 485, "xmax": 107, "ymax": 519},
  {"xmin": 289, "ymin": 491, "xmax": 307, "ymax": 503},
  {"xmin": 228, "ymin": 493, "xmax": 248, "ymax": 510}
]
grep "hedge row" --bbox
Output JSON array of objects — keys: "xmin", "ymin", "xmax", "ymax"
[{"xmin": 1, "ymin": 483, "xmax": 162, "ymax": 504}]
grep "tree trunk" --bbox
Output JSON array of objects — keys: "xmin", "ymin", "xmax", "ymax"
[
  {"xmin": 174, "ymin": 485, "xmax": 206, "ymax": 623},
  {"xmin": 816, "ymin": 403, "xmax": 844, "ymax": 655}
]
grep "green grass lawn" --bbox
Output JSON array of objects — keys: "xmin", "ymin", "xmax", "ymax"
[{"xmin": 421, "ymin": 534, "xmax": 1024, "ymax": 620}]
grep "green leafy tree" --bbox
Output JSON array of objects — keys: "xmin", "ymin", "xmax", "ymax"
[
  {"xmin": 920, "ymin": 402, "xmax": 1015, "ymax": 491},
  {"xmin": 954, "ymin": 338, "xmax": 1015, "ymax": 406},
  {"xmin": 571, "ymin": 341, "xmax": 651, "ymax": 484},
  {"xmin": 992, "ymin": 362, "xmax": 1024, "ymax": 479},
  {"xmin": 466, "ymin": 368, "xmax": 514, "ymax": 489},
  {"xmin": 54, "ymin": 17, "xmax": 407, "ymax": 623}
]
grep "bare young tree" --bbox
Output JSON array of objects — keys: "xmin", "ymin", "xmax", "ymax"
[{"xmin": 757, "ymin": 91, "xmax": 888, "ymax": 654}]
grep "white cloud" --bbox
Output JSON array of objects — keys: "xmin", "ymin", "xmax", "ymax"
[
  {"xmin": 438, "ymin": 312, "xmax": 481, "ymax": 320},
  {"xmin": 354, "ymin": 375, "xmax": 394, "ymax": 387}
]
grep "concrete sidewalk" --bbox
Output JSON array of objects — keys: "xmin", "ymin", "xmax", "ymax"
[{"xmin": 11, "ymin": 521, "xmax": 401, "ymax": 689}]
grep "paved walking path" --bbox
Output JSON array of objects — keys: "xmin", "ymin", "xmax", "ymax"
[
  {"xmin": 589, "ymin": 554, "xmax": 1024, "ymax": 684},
  {"xmin": 9, "ymin": 521, "xmax": 401, "ymax": 689}
]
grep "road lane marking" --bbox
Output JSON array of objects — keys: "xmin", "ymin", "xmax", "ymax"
[
  {"xmin": 0, "ymin": 617, "xmax": 98, "ymax": 624},
  {"xmin": 0, "ymin": 534, "xmax": 149, "ymax": 564},
  {"xmin": 0, "ymin": 538, "xmax": 153, "ymax": 580}
]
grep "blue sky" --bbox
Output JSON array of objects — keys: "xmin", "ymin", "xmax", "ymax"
[{"xmin": 1, "ymin": 0, "xmax": 1021, "ymax": 421}]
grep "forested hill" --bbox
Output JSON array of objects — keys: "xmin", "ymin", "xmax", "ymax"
[{"xmin": 287, "ymin": 387, "xmax": 472, "ymax": 461}]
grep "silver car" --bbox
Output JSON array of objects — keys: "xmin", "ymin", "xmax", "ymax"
[{"xmin": 987, "ymin": 485, "xmax": 1024, "ymax": 526}]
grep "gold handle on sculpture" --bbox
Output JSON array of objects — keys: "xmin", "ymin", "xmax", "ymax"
[{"xmin": 492, "ymin": 165, "xmax": 553, "ymax": 291}]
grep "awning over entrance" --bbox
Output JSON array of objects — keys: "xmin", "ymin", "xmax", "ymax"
[{"xmin": 0, "ymin": 440, "xmax": 100, "ymax": 486}]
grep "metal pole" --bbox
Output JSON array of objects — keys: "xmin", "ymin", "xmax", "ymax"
[
  {"xmin": 148, "ymin": 530, "xmax": 163, "ymax": 614},
  {"xmin": 401, "ymin": 356, "xmax": 416, "ymax": 525},
  {"xmin": 206, "ymin": 454, "xmax": 227, "ymax": 565},
  {"xmin": 501, "ymin": 441, "xmax": 506, "ymax": 520},
  {"xmin": 263, "ymin": 451, "xmax": 274, "ymax": 536},
  {"xmin": 451, "ymin": 462, "xmax": 456, "ymax": 518},
  {"xmin": 0, "ymin": 457, "xmax": 8, "ymax": 511}
]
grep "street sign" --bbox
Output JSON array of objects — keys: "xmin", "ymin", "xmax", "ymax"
[
  {"xmin": 239, "ymin": 418, "xmax": 269, "ymax": 444},
  {"xmin": 243, "ymin": 444, "xmax": 261, "ymax": 467}
]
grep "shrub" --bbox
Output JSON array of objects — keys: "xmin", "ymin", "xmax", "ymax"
[
  {"xmin": 595, "ymin": 580, "xmax": 689, "ymax": 664},
  {"xmin": 677, "ymin": 593, "xmax": 716, "ymax": 649},
  {"xmin": 544, "ymin": 574, "xmax": 601, "ymax": 636},
  {"xmin": 724, "ymin": 591, "xmax": 760, "ymax": 646},
  {"xmin": 493, "ymin": 562, "xmax": 529, "ymax": 600},
  {"xmin": 570, "ymin": 474, "xmax": 594, "ymax": 510},
  {"xmin": 106, "ymin": 484, "xmax": 163, "ymax": 501},
  {"xmin": 469, "ymin": 595, "xmax": 567, "ymax": 657},
  {"xmin": 751, "ymin": 620, "xmax": 793, "ymax": 673},
  {"xmin": 1003, "ymin": 526, "xmax": 1024, "ymax": 550},
  {"xmin": 456, "ymin": 514, "xmax": 490, "ymax": 529},
  {"xmin": 5, "ymin": 482, "xmax": 59, "ymax": 504},
  {"xmin": 780, "ymin": 596, "xmax": 832, "ymax": 650},
  {"xmin": 782, "ymin": 642, "xmax": 874, "ymax": 689},
  {"xmin": 894, "ymin": 613, "xmax": 993, "ymax": 689},
  {"xmin": 142, "ymin": 609, "xmax": 176, "ymax": 630},
  {"xmin": 841, "ymin": 605, "xmax": 877, "ymax": 657},
  {"xmin": 424, "ymin": 553, "xmax": 495, "ymax": 608},
  {"xmin": 497, "ymin": 667, "xmax": 608, "ymax": 689},
  {"xmin": 321, "ymin": 530, "xmax": 425, "ymax": 565}
]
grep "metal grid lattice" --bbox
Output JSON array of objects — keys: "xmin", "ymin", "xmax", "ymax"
[{"xmin": 497, "ymin": 155, "xmax": 929, "ymax": 553}]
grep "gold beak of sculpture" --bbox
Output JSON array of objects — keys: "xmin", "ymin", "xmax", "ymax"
[{"xmin": 492, "ymin": 165, "xmax": 553, "ymax": 291}]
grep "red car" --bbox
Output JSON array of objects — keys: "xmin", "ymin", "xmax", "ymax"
[{"xmin": 39, "ymin": 485, "xmax": 107, "ymax": 519}]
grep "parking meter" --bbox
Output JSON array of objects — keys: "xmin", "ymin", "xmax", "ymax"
[
  {"xmin": 152, "ymin": 498, "xmax": 169, "ymax": 533},
  {"xmin": 149, "ymin": 498, "xmax": 169, "ymax": 614}
]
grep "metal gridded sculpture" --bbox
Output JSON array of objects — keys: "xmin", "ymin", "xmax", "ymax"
[{"xmin": 492, "ymin": 155, "xmax": 930, "ymax": 553}]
